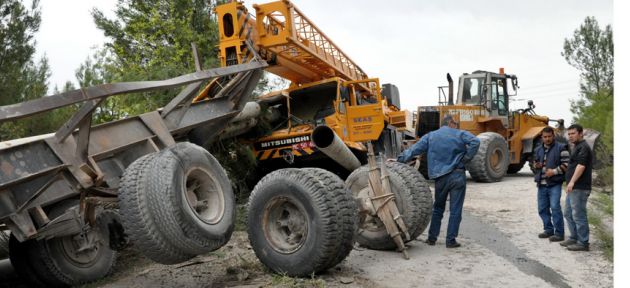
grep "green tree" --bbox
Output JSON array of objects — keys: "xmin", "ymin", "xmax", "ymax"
[
  {"xmin": 75, "ymin": 48, "xmax": 127, "ymax": 123},
  {"xmin": 0, "ymin": 0, "xmax": 42, "ymax": 106},
  {"xmin": 91, "ymin": 0, "xmax": 223, "ymax": 114},
  {"xmin": 0, "ymin": 0, "xmax": 64, "ymax": 140},
  {"xmin": 562, "ymin": 16, "xmax": 613, "ymax": 188}
]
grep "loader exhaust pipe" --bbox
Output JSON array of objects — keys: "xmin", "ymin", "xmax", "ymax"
[
  {"xmin": 311, "ymin": 125, "xmax": 361, "ymax": 171},
  {"xmin": 447, "ymin": 73, "xmax": 454, "ymax": 105}
]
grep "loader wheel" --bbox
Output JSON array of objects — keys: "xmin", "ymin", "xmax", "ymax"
[
  {"xmin": 11, "ymin": 200, "xmax": 116, "ymax": 287},
  {"xmin": 247, "ymin": 168, "xmax": 355, "ymax": 277},
  {"xmin": 467, "ymin": 132, "xmax": 509, "ymax": 182},
  {"xmin": 345, "ymin": 162, "xmax": 427, "ymax": 250}
]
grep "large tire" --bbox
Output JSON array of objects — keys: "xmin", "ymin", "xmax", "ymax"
[
  {"xmin": 119, "ymin": 143, "xmax": 236, "ymax": 264},
  {"xmin": 302, "ymin": 168, "xmax": 358, "ymax": 268},
  {"xmin": 10, "ymin": 200, "xmax": 116, "ymax": 287},
  {"xmin": 9, "ymin": 235, "xmax": 52, "ymax": 287},
  {"xmin": 247, "ymin": 168, "xmax": 354, "ymax": 277},
  {"xmin": 387, "ymin": 162, "xmax": 433, "ymax": 240},
  {"xmin": 148, "ymin": 143, "xmax": 235, "ymax": 253},
  {"xmin": 118, "ymin": 153, "xmax": 195, "ymax": 264},
  {"xmin": 345, "ymin": 162, "xmax": 427, "ymax": 250},
  {"xmin": 39, "ymin": 201, "xmax": 116, "ymax": 286},
  {"xmin": 467, "ymin": 132, "xmax": 509, "ymax": 182}
]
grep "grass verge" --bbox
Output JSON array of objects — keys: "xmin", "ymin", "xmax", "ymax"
[{"xmin": 589, "ymin": 190, "xmax": 613, "ymax": 261}]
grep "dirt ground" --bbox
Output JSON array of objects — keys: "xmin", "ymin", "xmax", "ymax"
[{"xmin": 0, "ymin": 171, "xmax": 614, "ymax": 288}]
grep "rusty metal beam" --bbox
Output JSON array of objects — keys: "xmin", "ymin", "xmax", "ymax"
[
  {"xmin": 161, "ymin": 82, "xmax": 203, "ymax": 119},
  {"xmin": 55, "ymin": 99, "xmax": 103, "ymax": 143},
  {"xmin": 0, "ymin": 61, "xmax": 268, "ymax": 122}
]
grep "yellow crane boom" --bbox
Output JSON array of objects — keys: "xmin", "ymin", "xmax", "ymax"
[{"xmin": 216, "ymin": 0, "xmax": 368, "ymax": 85}]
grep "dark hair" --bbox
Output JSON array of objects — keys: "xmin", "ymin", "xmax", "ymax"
[
  {"xmin": 441, "ymin": 114, "xmax": 455, "ymax": 126},
  {"xmin": 541, "ymin": 126, "xmax": 554, "ymax": 135},
  {"xmin": 567, "ymin": 124, "xmax": 583, "ymax": 133}
]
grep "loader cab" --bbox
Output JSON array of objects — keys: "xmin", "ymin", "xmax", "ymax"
[{"xmin": 457, "ymin": 71, "xmax": 516, "ymax": 117}]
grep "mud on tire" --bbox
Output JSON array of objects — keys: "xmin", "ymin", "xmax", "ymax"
[
  {"xmin": 345, "ymin": 162, "xmax": 431, "ymax": 250},
  {"xmin": 247, "ymin": 168, "xmax": 356, "ymax": 277},
  {"xmin": 466, "ymin": 132, "xmax": 509, "ymax": 182}
]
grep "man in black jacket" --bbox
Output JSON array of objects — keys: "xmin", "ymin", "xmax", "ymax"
[
  {"xmin": 533, "ymin": 126, "xmax": 569, "ymax": 242},
  {"xmin": 560, "ymin": 124, "xmax": 593, "ymax": 251}
]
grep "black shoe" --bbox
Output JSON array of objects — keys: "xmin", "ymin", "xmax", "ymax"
[
  {"xmin": 425, "ymin": 239, "xmax": 436, "ymax": 246},
  {"xmin": 549, "ymin": 235, "xmax": 564, "ymax": 242},
  {"xmin": 567, "ymin": 243, "xmax": 589, "ymax": 251},
  {"xmin": 559, "ymin": 239, "xmax": 577, "ymax": 247},
  {"xmin": 538, "ymin": 232, "xmax": 553, "ymax": 238},
  {"xmin": 446, "ymin": 242, "xmax": 461, "ymax": 248}
]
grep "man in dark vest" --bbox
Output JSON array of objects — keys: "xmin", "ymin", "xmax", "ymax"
[{"xmin": 533, "ymin": 126, "xmax": 569, "ymax": 242}]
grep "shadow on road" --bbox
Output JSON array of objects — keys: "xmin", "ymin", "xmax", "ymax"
[{"xmin": 461, "ymin": 212, "xmax": 571, "ymax": 288}]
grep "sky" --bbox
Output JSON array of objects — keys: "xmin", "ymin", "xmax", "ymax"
[{"xmin": 34, "ymin": 0, "xmax": 613, "ymax": 125}]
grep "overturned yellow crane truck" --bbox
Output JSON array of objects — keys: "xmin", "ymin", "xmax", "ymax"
[
  {"xmin": 0, "ymin": 1, "xmax": 431, "ymax": 286},
  {"xmin": 191, "ymin": 0, "xmax": 432, "ymax": 276}
]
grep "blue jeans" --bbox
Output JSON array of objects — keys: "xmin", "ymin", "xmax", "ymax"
[
  {"xmin": 564, "ymin": 189, "xmax": 590, "ymax": 245},
  {"xmin": 428, "ymin": 169, "xmax": 466, "ymax": 244},
  {"xmin": 537, "ymin": 184, "xmax": 564, "ymax": 236}
]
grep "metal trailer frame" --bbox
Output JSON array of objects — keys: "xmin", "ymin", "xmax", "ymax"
[{"xmin": 0, "ymin": 58, "xmax": 267, "ymax": 243}]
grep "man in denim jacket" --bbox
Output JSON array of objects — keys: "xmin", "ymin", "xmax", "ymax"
[
  {"xmin": 533, "ymin": 126, "xmax": 569, "ymax": 242},
  {"xmin": 397, "ymin": 114, "xmax": 479, "ymax": 248}
]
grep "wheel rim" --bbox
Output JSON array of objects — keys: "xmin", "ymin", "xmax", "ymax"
[
  {"xmin": 262, "ymin": 196, "xmax": 308, "ymax": 254},
  {"xmin": 184, "ymin": 167, "xmax": 225, "ymax": 224},
  {"xmin": 355, "ymin": 187, "xmax": 385, "ymax": 232},
  {"xmin": 489, "ymin": 147, "xmax": 505, "ymax": 173},
  {"xmin": 57, "ymin": 230, "xmax": 101, "ymax": 267}
]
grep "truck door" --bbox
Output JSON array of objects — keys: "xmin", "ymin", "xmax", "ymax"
[
  {"xmin": 344, "ymin": 80, "xmax": 385, "ymax": 142},
  {"xmin": 489, "ymin": 77, "xmax": 509, "ymax": 128}
]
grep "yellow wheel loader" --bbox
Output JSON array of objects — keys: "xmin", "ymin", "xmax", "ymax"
[{"xmin": 413, "ymin": 69, "xmax": 599, "ymax": 182}]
